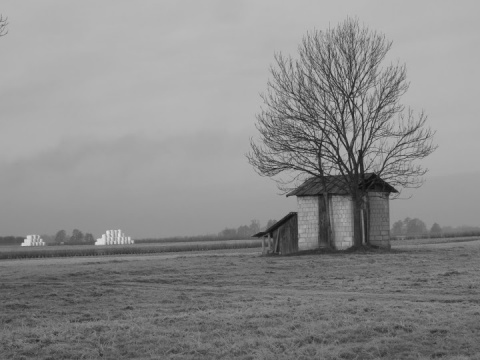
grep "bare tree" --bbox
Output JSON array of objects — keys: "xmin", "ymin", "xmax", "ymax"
[
  {"xmin": 70, "ymin": 229, "xmax": 84, "ymax": 243},
  {"xmin": 247, "ymin": 18, "xmax": 436, "ymax": 247},
  {"xmin": 430, "ymin": 222, "xmax": 442, "ymax": 236},
  {"xmin": 84, "ymin": 233, "xmax": 96, "ymax": 244},
  {"xmin": 0, "ymin": 15, "xmax": 8, "ymax": 37},
  {"xmin": 54, "ymin": 230, "xmax": 67, "ymax": 244}
]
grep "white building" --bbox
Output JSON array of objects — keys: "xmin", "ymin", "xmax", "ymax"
[
  {"xmin": 21, "ymin": 235, "xmax": 46, "ymax": 247},
  {"xmin": 95, "ymin": 229, "xmax": 134, "ymax": 245}
]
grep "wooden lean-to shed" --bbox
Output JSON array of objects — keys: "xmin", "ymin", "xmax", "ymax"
[{"xmin": 253, "ymin": 212, "xmax": 298, "ymax": 255}]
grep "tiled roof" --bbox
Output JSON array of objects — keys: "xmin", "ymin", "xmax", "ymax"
[{"xmin": 286, "ymin": 173, "xmax": 397, "ymax": 197}]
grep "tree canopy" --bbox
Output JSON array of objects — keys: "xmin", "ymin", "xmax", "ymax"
[
  {"xmin": 247, "ymin": 18, "xmax": 436, "ymax": 246},
  {"xmin": 248, "ymin": 18, "xmax": 436, "ymax": 192}
]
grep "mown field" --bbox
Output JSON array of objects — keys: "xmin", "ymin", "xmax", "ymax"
[{"xmin": 1, "ymin": 240, "xmax": 480, "ymax": 359}]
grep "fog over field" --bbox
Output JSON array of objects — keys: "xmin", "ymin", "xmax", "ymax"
[
  {"xmin": 390, "ymin": 171, "xmax": 480, "ymax": 229},
  {"xmin": 0, "ymin": 1, "xmax": 478, "ymax": 238}
]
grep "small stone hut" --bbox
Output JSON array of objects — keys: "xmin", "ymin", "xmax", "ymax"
[
  {"xmin": 253, "ymin": 212, "xmax": 298, "ymax": 255},
  {"xmin": 287, "ymin": 173, "xmax": 397, "ymax": 250}
]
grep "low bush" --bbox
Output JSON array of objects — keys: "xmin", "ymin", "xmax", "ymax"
[{"xmin": 0, "ymin": 236, "xmax": 24, "ymax": 246}]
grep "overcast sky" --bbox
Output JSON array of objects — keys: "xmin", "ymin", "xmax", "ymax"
[{"xmin": 1, "ymin": 1, "xmax": 479, "ymax": 238}]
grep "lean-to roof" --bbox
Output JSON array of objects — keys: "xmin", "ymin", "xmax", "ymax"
[{"xmin": 252, "ymin": 212, "xmax": 297, "ymax": 238}]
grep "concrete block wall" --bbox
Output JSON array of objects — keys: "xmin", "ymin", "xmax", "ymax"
[
  {"xmin": 329, "ymin": 195, "xmax": 354, "ymax": 249},
  {"xmin": 297, "ymin": 192, "xmax": 391, "ymax": 251},
  {"xmin": 368, "ymin": 192, "xmax": 391, "ymax": 248},
  {"xmin": 297, "ymin": 196, "xmax": 319, "ymax": 250}
]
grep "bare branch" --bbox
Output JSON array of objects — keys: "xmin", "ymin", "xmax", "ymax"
[
  {"xmin": 0, "ymin": 15, "xmax": 8, "ymax": 37},
  {"xmin": 247, "ymin": 17, "xmax": 436, "ymax": 196}
]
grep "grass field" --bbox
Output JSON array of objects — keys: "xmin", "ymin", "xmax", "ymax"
[
  {"xmin": 1, "ymin": 240, "xmax": 479, "ymax": 359},
  {"xmin": 0, "ymin": 239, "xmax": 262, "ymax": 260}
]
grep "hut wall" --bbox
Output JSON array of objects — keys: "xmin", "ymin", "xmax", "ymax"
[
  {"xmin": 297, "ymin": 192, "xmax": 391, "ymax": 251},
  {"xmin": 329, "ymin": 195, "xmax": 354, "ymax": 249},
  {"xmin": 368, "ymin": 192, "xmax": 391, "ymax": 248},
  {"xmin": 297, "ymin": 196, "xmax": 319, "ymax": 250}
]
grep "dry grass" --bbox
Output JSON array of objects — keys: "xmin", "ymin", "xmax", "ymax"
[
  {"xmin": 1, "ymin": 241, "xmax": 480, "ymax": 359},
  {"xmin": 0, "ymin": 240, "xmax": 261, "ymax": 260}
]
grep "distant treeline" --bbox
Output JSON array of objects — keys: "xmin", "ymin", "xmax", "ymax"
[
  {"xmin": 137, "ymin": 235, "xmax": 228, "ymax": 244},
  {"xmin": 391, "ymin": 217, "xmax": 480, "ymax": 239},
  {"xmin": 2, "ymin": 221, "xmax": 275, "ymax": 247},
  {"xmin": 392, "ymin": 231, "xmax": 480, "ymax": 240},
  {"xmin": 138, "ymin": 219, "xmax": 277, "ymax": 244},
  {"xmin": 217, "ymin": 219, "xmax": 276, "ymax": 239},
  {"xmin": 0, "ymin": 230, "xmax": 96, "ymax": 246},
  {"xmin": 1, "ymin": 220, "xmax": 275, "ymax": 247},
  {"xmin": 52, "ymin": 229, "xmax": 95, "ymax": 245},
  {"xmin": 4, "ymin": 217, "xmax": 480, "ymax": 247},
  {"xmin": 0, "ymin": 236, "xmax": 24, "ymax": 246}
]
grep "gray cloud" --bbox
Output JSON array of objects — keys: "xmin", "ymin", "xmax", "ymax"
[
  {"xmin": 0, "ymin": 1, "xmax": 479, "ymax": 236},
  {"xmin": 0, "ymin": 131, "xmax": 296, "ymax": 236}
]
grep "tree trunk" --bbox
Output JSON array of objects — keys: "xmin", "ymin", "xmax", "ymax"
[
  {"xmin": 318, "ymin": 195, "xmax": 330, "ymax": 248},
  {"xmin": 324, "ymin": 193, "xmax": 332, "ymax": 247},
  {"xmin": 352, "ymin": 192, "xmax": 363, "ymax": 247},
  {"xmin": 364, "ymin": 194, "xmax": 371, "ymax": 245}
]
